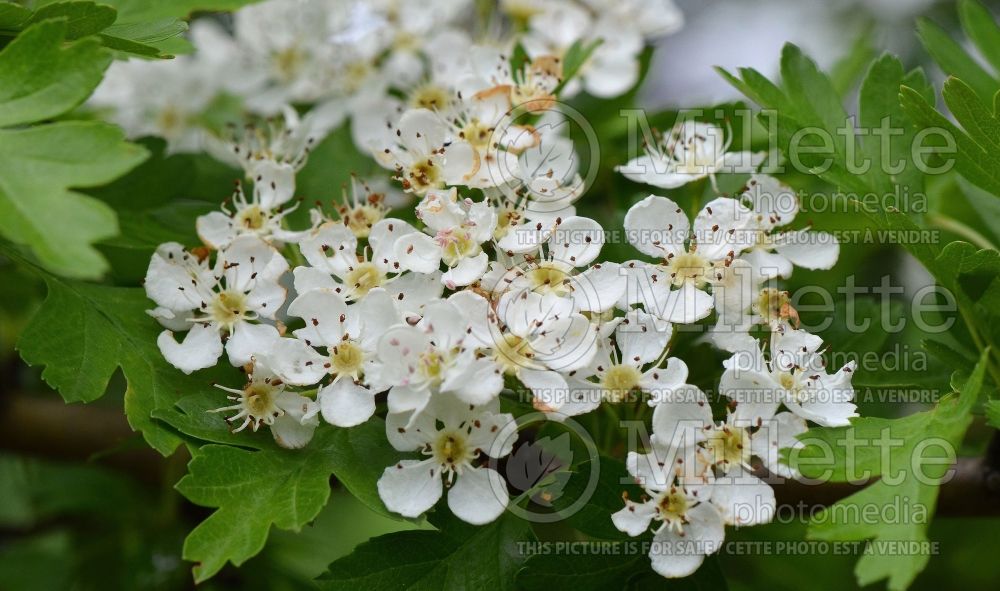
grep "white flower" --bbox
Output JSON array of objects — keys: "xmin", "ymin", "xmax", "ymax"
[
  {"xmin": 144, "ymin": 236, "xmax": 288, "ymax": 374},
  {"xmin": 331, "ymin": 175, "xmax": 393, "ymax": 238},
  {"xmin": 521, "ymin": 1, "xmax": 644, "ymax": 98},
  {"xmin": 720, "ymin": 325, "xmax": 858, "ymax": 427},
  {"xmin": 464, "ymin": 46, "xmax": 562, "ymax": 111},
  {"xmin": 616, "ymin": 121, "xmax": 762, "ymax": 189},
  {"xmin": 394, "ymin": 188, "xmax": 498, "ymax": 288},
  {"xmin": 196, "ymin": 181, "xmax": 307, "ymax": 250},
  {"xmin": 611, "ymin": 461, "xmax": 724, "ymax": 578},
  {"xmin": 554, "ymin": 310, "xmax": 691, "ymax": 417},
  {"xmin": 211, "ymin": 362, "xmax": 319, "ymax": 449},
  {"xmin": 377, "ymin": 393, "xmax": 516, "ymax": 524},
  {"xmin": 446, "ymin": 86, "xmax": 539, "ymax": 189},
  {"xmin": 295, "ymin": 219, "xmax": 443, "ymax": 311},
  {"xmin": 373, "ymin": 108, "xmax": 480, "ymax": 194},
  {"xmin": 620, "ymin": 195, "xmax": 756, "ymax": 324},
  {"xmin": 738, "ymin": 174, "xmax": 840, "ymax": 279},
  {"xmin": 491, "ymin": 216, "xmax": 626, "ymax": 315},
  {"xmin": 462, "ymin": 289, "xmax": 600, "ymax": 412},
  {"xmin": 366, "ymin": 299, "xmax": 504, "ymax": 415},
  {"xmin": 262, "ymin": 287, "xmax": 401, "ymax": 427}
]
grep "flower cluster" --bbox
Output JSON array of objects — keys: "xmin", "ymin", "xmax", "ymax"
[{"xmin": 136, "ymin": 0, "xmax": 858, "ymax": 581}]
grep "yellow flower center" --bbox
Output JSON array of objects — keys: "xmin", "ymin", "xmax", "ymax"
[
  {"xmin": 494, "ymin": 206, "xmax": 520, "ymax": 240},
  {"xmin": 404, "ymin": 158, "xmax": 442, "ymax": 193},
  {"xmin": 459, "ymin": 118, "xmax": 494, "ymax": 150},
  {"xmin": 666, "ymin": 251, "xmax": 710, "ymax": 288},
  {"xmin": 601, "ymin": 364, "xmax": 643, "ymax": 403},
  {"xmin": 420, "ymin": 350, "xmax": 447, "ymax": 384},
  {"xmin": 342, "ymin": 204, "xmax": 385, "ymax": 238},
  {"xmin": 238, "ymin": 204, "xmax": 268, "ymax": 231},
  {"xmin": 244, "ymin": 383, "xmax": 279, "ymax": 419},
  {"xmin": 526, "ymin": 261, "xmax": 572, "ymax": 296},
  {"xmin": 344, "ymin": 262, "xmax": 385, "ymax": 299},
  {"xmin": 495, "ymin": 334, "xmax": 535, "ymax": 374},
  {"xmin": 330, "ymin": 341, "xmax": 365, "ymax": 377},
  {"xmin": 410, "ymin": 84, "xmax": 451, "ymax": 111},
  {"xmin": 273, "ymin": 47, "xmax": 305, "ymax": 82},
  {"xmin": 706, "ymin": 425, "xmax": 751, "ymax": 468},
  {"xmin": 438, "ymin": 228, "xmax": 480, "ymax": 266},
  {"xmin": 432, "ymin": 431, "xmax": 474, "ymax": 468},
  {"xmin": 210, "ymin": 290, "xmax": 248, "ymax": 332}
]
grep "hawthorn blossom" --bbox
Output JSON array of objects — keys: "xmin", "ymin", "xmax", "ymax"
[
  {"xmin": 211, "ymin": 363, "xmax": 320, "ymax": 449},
  {"xmin": 373, "ymin": 108, "xmax": 479, "ymax": 194},
  {"xmin": 377, "ymin": 394, "xmax": 516, "ymax": 524},
  {"xmin": 739, "ymin": 174, "xmax": 840, "ymax": 279},
  {"xmin": 611, "ymin": 454, "xmax": 724, "ymax": 578},
  {"xmin": 720, "ymin": 324, "xmax": 858, "ymax": 427},
  {"xmin": 616, "ymin": 120, "xmax": 762, "ymax": 189},
  {"xmin": 553, "ymin": 310, "xmax": 691, "ymax": 417},
  {"xmin": 145, "ymin": 236, "xmax": 288, "ymax": 374},
  {"xmin": 263, "ymin": 288, "xmax": 401, "ymax": 427},
  {"xmin": 366, "ymin": 299, "xmax": 504, "ymax": 415},
  {"xmin": 394, "ymin": 188, "xmax": 498, "ymax": 287},
  {"xmin": 295, "ymin": 219, "xmax": 443, "ymax": 311},
  {"xmin": 620, "ymin": 195, "xmax": 756, "ymax": 324}
]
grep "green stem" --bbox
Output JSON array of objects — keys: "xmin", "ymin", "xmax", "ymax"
[{"xmin": 927, "ymin": 212, "xmax": 998, "ymax": 251}]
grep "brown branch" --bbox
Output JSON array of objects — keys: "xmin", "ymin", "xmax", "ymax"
[
  {"xmin": 2, "ymin": 391, "xmax": 1000, "ymax": 515},
  {"xmin": 0, "ymin": 392, "xmax": 167, "ymax": 486}
]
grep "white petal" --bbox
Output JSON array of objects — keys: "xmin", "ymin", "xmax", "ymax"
[
  {"xmin": 271, "ymin": 412, "xmax": 318, "ymax": 449},
  {"xmin": 292, "ymin": 265, "xmax": 337, "ymax": 294},
  {"xmin": 740, "ymin": 249, "xmax": 793, "ymax": 281},
  {"xmin": 299, "ymin": 222, "xmax": 357, "ymax": 277},
  {"xmin": 395, "ymin": 232, "xmax": 442, "ymax": 274},
  {"xmin": 288, "ymin": 288, "xmax": 348, "ymax": 346},
  {"xmin": 318, "ymin": 380, "xmax": 376, "ymax": 427},
  {"xmin": 649, "ymin": 502, "xmax": 724, "ymax": 578},
  {"xmin": 226, "ymin": 322, "xmax": 279, "ymax": 367},
  {"xmin": 518, "ymin": 368, "xmax": 568, "ymax": 412},
  {"xmin": 617, "ymin": 309, "xmax": 672, "ymax": 366},
  {"xmin": 773, "ymin": 230, "xmax": 840, "ymax": 270},
  {"xmin": 611, "ymin": 500, "xmax": 656, "ymax": 536},
  {"xmin": 264, "ymin": 337, "xmax": 328, "ymax": 386},
  {"xmin": 752, "ymin": 411, "xmax": 808, "ymax": 478},
  {"xmin": 157, "ymin": 324, "xmax": 222, "ymax": 374},
  {"xmin": 448, "ymin": 467, "xmax": 508, "ymax": 525},
  {"xmin": 441, "ymin": 252, "xmax": 488, "ymax": 288},
  {"xmin": 692, "ymin": 196, "xmax": 755, "ymax": 262},
  {"xmin": 196, "ymin": 211, "xmax": 238, "ymax": 249},
  {"xmin": 623, "ymin": 195, "xmax": 687, "ymax": 258},
  {"xmin": 710, "ymin": 465, "xmax": 775, "ymax": 526},
  {"xmin": 570, "ymin": 262, "xmax": 627, "ymax": 313},
  {"xmin": 443, "ymin": 356, "xmax": 503, "ymax": 405},
  {"xmin": 549, "ymin": 216, "xmax": 604, "ymax": 267},
  {"xmin": 377, "ymin": 459, "xmax": 443, "ymax": 518},
  {"xmin": 650, "ymin": 386, "xmax": 712, "ymax": 447}
]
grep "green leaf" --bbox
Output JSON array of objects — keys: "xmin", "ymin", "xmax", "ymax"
[
  {"xmin": 101, "ymin": 0, "xmax": 264, "ymax": 24},
  {"xmin": 902, "ymin": 78, "xmax": 1000, "ymax": 197},
  {"xmin": 518, "ymin": 552, "xmax": 646, "ymax": 591},
  {"xmin": 25, "ymin": 1, "xmax": 117, "ymax": 40},
  {"xmin": 545, "ymin": 456, "xmax": 641, "ymax": 540},
  {"xmin": 0, "ymin": 19, "xmax": 111, "ymax": 126},
  {"xmin": 316, "ymin": 512, "xmax": 533, "ymax": 591},
  {"xmin": 918, "ymin": 17, "xmax": 999, "ymax": 103},
  {"xmin": 986, "ymin": 399, "xmax": 1000, "ymax": 429},
  {"xmin": 830, "ymin": 28, "xmax": 877, "ymax": 96},
  {"xmin": 0, "ymin": 2, "xmax": 31, "ymax": 30},
  {"xmin": 101, "ymin": 18, "xmax": 188, "ymax": 57},
  {"xmin": 174, "ymin": 418, "xmax": 403, "ymax": 581},
  {"xmin": 0, "ymin": 121, "xmax": 147, "ymax": 279},
  {"xmin": 959, "ymin": 0, "xmax": 1000, "ymax": 74},
  {"xmin": 794, "ymin": 350, "xmax": 989, "ymax": 590},
  {"xmin": 11, "ymin": 259, "xmax": 230, "ymax": 454},
  {"xmin": 553, "ymin": 38, "xmax": 602, "ymax": 96}
]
